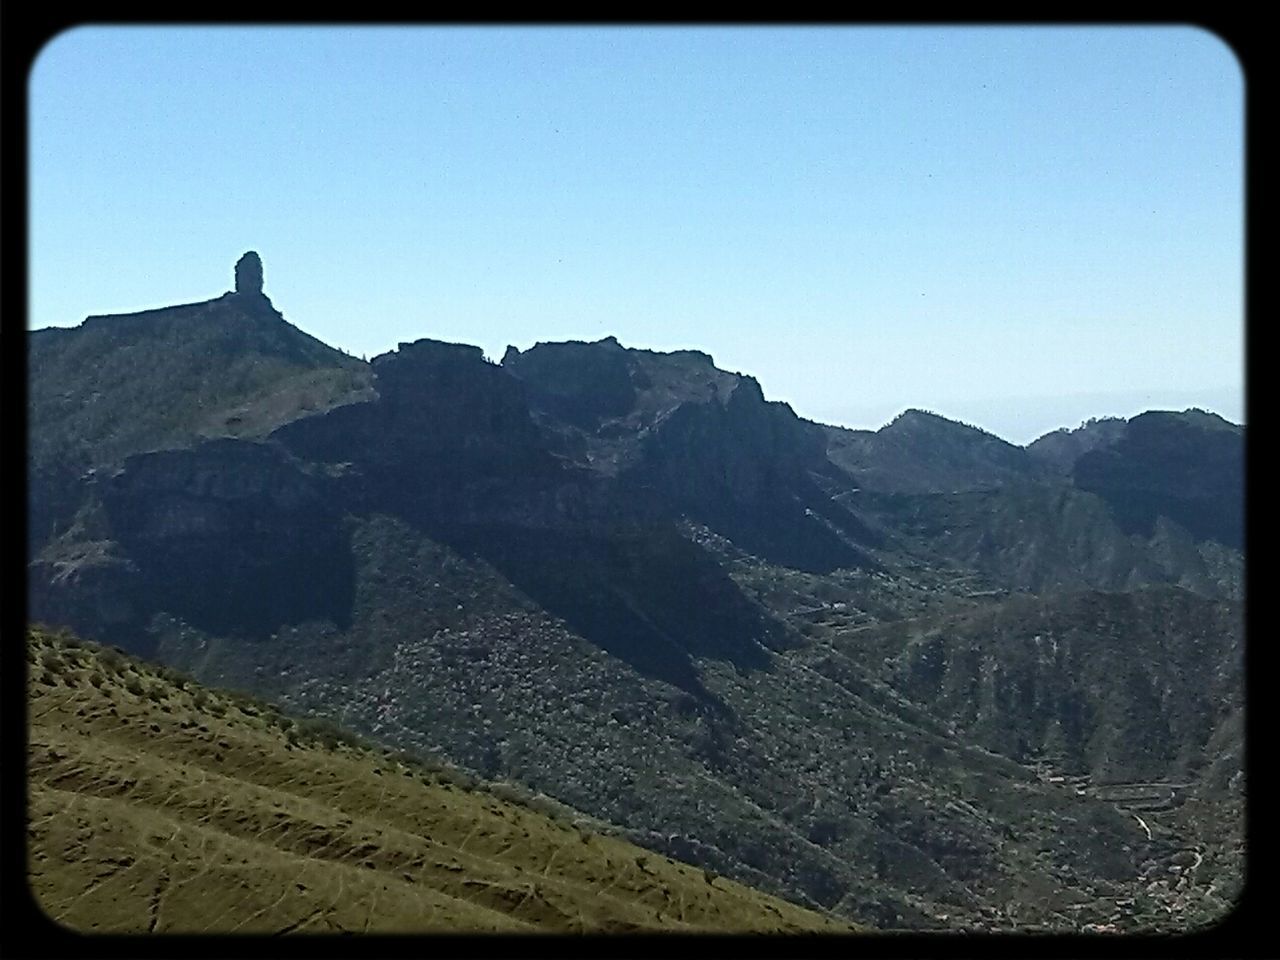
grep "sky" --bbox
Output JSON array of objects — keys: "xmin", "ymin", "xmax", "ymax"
[{"xmin": 28, "ymin": 25, "xmax": 1244, "ymax": 444}]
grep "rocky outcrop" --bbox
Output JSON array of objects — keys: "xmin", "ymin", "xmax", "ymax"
[
  {"xmin": 234, "ymin": 250, "xmax": 264, "ymax": 296},
  {"xmin": 623, "ymin": 375, "xmax": 875, "ymax": 572},
  {"xmin": 370, "ymin": 339, "xmax": 540, "ymax": 449},
  {"xmin": 272, "ymin": 338, "xmax": 586, "ymax": 528},
  {"xmin": 90, "ymin": 439, "xmax": 354, "ymax": 643},
  {"xmin": 278, "ymin": 338, "xmax": 543, "ymax": 462}
]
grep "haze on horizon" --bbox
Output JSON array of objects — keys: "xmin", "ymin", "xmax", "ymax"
[{"xmin": 28, "ymin": 25, "xmax": 1244, "ymax": 445}]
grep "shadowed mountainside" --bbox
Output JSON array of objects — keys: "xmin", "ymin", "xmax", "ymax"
[
  {"xmin": 1070, "ymin": 410, "xmax": 1244, "ymax": 550},
  {"xmin": 1026, "ymin": 417, "xmax": 1127, "ymax": 474},
  {"xmin": 824, "ymin": 409, "xmax": 1043, "ymax": 495}
]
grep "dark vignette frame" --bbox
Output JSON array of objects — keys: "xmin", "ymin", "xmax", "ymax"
[{"xmin": 0, "ymin": 10, "xmax": 1260, "ymax": 960}]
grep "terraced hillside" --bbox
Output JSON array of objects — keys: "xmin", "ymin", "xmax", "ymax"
[{"xmin": 26, "ymin": 628, "xmax": 853, "ymax": 935}]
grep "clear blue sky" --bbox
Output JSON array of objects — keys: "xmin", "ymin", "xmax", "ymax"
[{"xmin": 28, "ymin": 25, "xmax": 1243, "ymax": 444}]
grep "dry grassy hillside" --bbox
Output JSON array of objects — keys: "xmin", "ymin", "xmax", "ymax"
[{"xmin": 26, "ymin": 627, "xmax": 854, "ymax": 935}]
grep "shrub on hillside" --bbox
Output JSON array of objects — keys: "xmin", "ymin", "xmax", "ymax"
[
  {"xmin": 438, "ymin": 768, "xmax": 478, "ymax": 792},
  {"xmin": 484, "ymin": 779, "xmax": 534, "ymax": 807},
  {"xmin": 294, "ymin": 716, "xmax": 368, "ymax": 752},
  {"xmin": 98, "ymin": 648, "xmax": 126, "ymax": 674},
  {"xmin": 155, "ymin": 664, "xmax": 192, "ymax": 690}
]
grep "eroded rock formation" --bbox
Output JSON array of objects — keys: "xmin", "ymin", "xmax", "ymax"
[{"xmin": 234, "ymin": 251, "xmax": 264, "ymax": 296}]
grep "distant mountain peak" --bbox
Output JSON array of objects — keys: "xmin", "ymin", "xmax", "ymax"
[
  {"xmin": 885, "ymin": 408, "xmax": 1008, "ymax": 442},
  {"xmin": 824, "ymin": 408, "xmax": 1035, "ymax": 495}
]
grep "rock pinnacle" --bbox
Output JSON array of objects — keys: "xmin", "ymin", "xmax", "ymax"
[{"xmin": 234, "ymin": 251, "xmax": 264, "ymax": 296}]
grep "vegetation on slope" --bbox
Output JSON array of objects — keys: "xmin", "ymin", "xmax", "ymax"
[
  {"xmin": 717, "ymin": 554, "xmax": 1245, "ymax": 931},
  {"xmin": 123, "ymin": 510, "xmax": 1246, "ymax": 933},
  {"xmin": 860, "ymin": 588, "xmax": 1243, "ymax": 781},
  {"xmin": 26, "ymin": 626, "xmax": 853, "ymax": 935},
  {"xmin": 29, "ymin": 297, "xmax": 371, "ymax": 468}
]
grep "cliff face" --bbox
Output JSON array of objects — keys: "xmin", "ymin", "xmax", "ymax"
[
  {"xmin": 101, "ymin": 439, "xmax": 330, "ymax": 539},
  {"xmin": 368, "ymin": 339, "xmax": 540, "ymax": 453},
  {"xmin": 273, "ymin": 338, "xmax": 580, "ymax": 528},
  {"xmin": 635, "ymin": 375, "xmax": 816, "ymax": 505},
  {"xmin": 500, "ymin": 336, "xmax": 639, "ymax": 430},
  {"xmin": 30, "ymin": 439, "xmax": 354, "ymax": 650},
  {"xmin": 502, "ymin": 337, "xmax": 871, "ymax": 572}
]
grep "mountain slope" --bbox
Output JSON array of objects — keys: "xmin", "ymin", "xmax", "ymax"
[
  {"xmin": 27, "ymin": 285, "xmax": 371, "ymax": 557},
  {"xmin": 822, "ymin": 588, "xmax": 1243, "ymax": 783},
  {"xmin": 1026, "ymin": 417, "xmax": 1127, "ymax": 474},
  {"xmin": 844, "ymin": 483, "xmax": 1241, "ymax": 600},
  {"xmin": 26, "ymin": 627, "xmax": 853, "ymax": 935},
  {"xmin": 824, "ymin": 409, "xmax": 1042, "ymax": 495},
  {"xmin": 28, "ymin": 291, "xmax": 371, "ymax": 470},
  {"xmin": 25, "ymin": 255, "xmax": 1245, "ymax": 934},
  {"xmin": 123, "ymin": 510, "xmax": 1243, "ymax": 933},
  {"xmin": 1070, "ymin": 410, "xmax": 1244, "ymax": 550}
]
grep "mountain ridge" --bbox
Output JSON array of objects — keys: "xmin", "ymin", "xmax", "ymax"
[{"xmin": 25, "ymin": 255, "xmax": 1246, "ymax": 933}]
